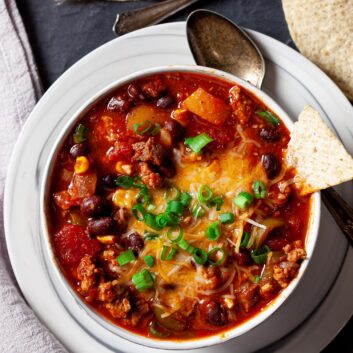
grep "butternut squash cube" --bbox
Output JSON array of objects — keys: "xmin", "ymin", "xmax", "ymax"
[
  {"xmin": 126, "ymin": 105, "xmax": 169, "ymax": 132},
  {"xmin": 182, "ymin": 88, "xmax": 230, "ymax": 125}
]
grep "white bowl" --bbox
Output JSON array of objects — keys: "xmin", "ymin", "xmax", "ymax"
[{"xmin": 40, "ymin": 65, "xmax": 320, "ymax": 350}]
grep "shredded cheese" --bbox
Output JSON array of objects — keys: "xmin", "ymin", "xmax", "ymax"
[
  {"xmin": 278, "ymin": 175, "xmax": 301, "ymax": 192},
  {"xmin": 245, "ymin": 217, "xmax": 267, "ymax": 229},
  {"xmin": 236, "ymin": 124, "xmax": 261, "ymax": 148}
]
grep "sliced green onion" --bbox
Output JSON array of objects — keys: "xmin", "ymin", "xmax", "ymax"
[
  {"xmin": 115, "ymin": 176, "xmax": 146, "ymax": 190},
  {"xmin": 197, "ymin": 185, "xmax": 214, "ymax": 203},
  {"xmin": 147, "ymin": 204, "xmax": 156, "ymax": 212},
  {"xmin": 253, "ymin": 275, "xmax": 261, "ymax": 283},
  {"xmin": 166, "ymin": 186, "xmax": 181, "ymax": 201},
  {"xmin": 251, "ymin": 245, "xmax": 271, "ymax": 264},
  {"xmin": 253, "ymin": 181, "xmax": 267, "ymax": 199},
  {"xmin": 144, "ymin": 213, "xmax": 162, "ymax": 230},
  {"xmin": 184, "ymin": 133, "xmax": 214, "ymax": 153},
  {"xmin": 132, "ymin": 269, "xmax": 154, "ymax": 291},
  {"xmin": 178, "ymin": 239, "xmax": 195, "ymax": 254},
  {"xmin": 166, "ymin": 226, "xmax": 184, "ymax": 243},
  {"xmin": 133, "ymin": 121, "xmax": 152, "ymax": 135},
  {"xmin": 73, "ymin": 124, "xmax": 88, "ymax": 143},
  {"xmin": 219, "ymin": 212, "xmax": 235, "ymax": 224},
  {"xmin": 155, "ymin": 213, "xmax": 169, "ymax": 228},
  {"xmin": 117, "ymin": 249, "xmax": 136, "ymax": 266},
  {"xmin": 156, "ymin": 212, "xmax": 179, "ymax": 228},
  {"xmin": 115, "ymin": 175, "xmax": 134, "ymax": 189},
  {"xmin": 133, "ymin": 121, "xmax": 161, "ymax": 136},
  {"xmin": 193, "ymin": 248, "xmax": 208, "ymax": 265},
  {"xmin": 208, "ymin": 247, "xmax": 225, "ymax": 266},
  {"xmin": 180, "ymin": 192, "xmax": 192, "ymax": 207},
  {"xmin": 193, "ymin": 203, "xmax": 205, "ymax": 218},
  {"xmin": 150, "ymin": 123, "xmax": 161, "ymax": 136},
  {"xmin": 144, "ymin": 255, "xmax": 155, "ymax": 268},
  {"xmin": 233, "ymin": 191, "xmax": 254, "ymax": 209},
  {"xmin": 256, "ymin": 110, "xmax": 280, "ymax": 127},
  {"xmin": 164, "ymin": 212, "xmax": 180, "ymax": 226},
  {"xmin": 132, "ymin": 204, "xmax": 147, "ymax": 221},
  {"xmin": 240, "ymin": 231, "xmax": 251, "ymax": 248},
  {"xmin": 209, "ymin": 196, "xmax": 224, "ymax": 211},
  {"xmin": 144, "ymin": 231, "xmax": 159, "ymax": 241},
  {"xmin": 136, "ymin": 187, "xmax": 150, "ymax": 205},
  {"xmin": 149, "ymin": 322, "xmax": 170, "ymax": 338},
  {"xmin": 166, "ymin": 200, "xmax": 184, "ymax": 215},
  {"xmin": 205, "ymin": 222, "xmax": 222, "ymax": 241},
  {"xmin": 161, "ymin": 245, "xmax": 177, "ymax": 261},
  {"xmin": 132, "ymin": 176, "xmax": 146, "ymax": 189}
]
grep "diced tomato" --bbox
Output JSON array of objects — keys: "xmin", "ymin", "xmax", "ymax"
[
  {"xmin": 106, "ymin": 141, "xmax": 133, "ymax": 162},
  {"xmin": 53, "ymin": 190, "xmax": 80, "ymax": 210},
  {"xmin": 68, "ymin": 172, "xmax": 97, "ymax": 199},
  {"xmin": 53, "ymin": 224, "xmax": 101, "ymax": 267}
]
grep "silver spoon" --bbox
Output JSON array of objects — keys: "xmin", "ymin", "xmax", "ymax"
[
  {"xmin": 187, "ymin": 9, "xmax": 353, "ymax": 245},
  {"xmin": 113, "ymin": 0, "xmax": 199, "ymax": 36},
  {"xmin": 187, "ymin": 9, "xmax": 265, "ymax": 89}
]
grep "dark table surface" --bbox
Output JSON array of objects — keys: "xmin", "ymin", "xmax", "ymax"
[{"xmin": 16, "ymin": 0, "xmax": 353, "ymax": 352}]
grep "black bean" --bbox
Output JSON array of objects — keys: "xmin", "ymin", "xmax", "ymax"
[
  {"xmin": 158, "ymin": 160, "xmax": 176, "ymax": 178},
  {"xmin": 102, "ymin": 174, "xmax": 117, "ymax": 189},
  {"xmin": 81, "ymin": 195, "xmax": 108, "ymax": 218},
  {"xmin": 126, "ymin": 232, "xmax": 144, "ymax": 253},
  {"xmin": 127, "ymin": 84, "xmax": 146, "ymax": 101},
  {"xmin": 259, "ymin": 127, "xmax": 281, "ymax": 142},
  {"xmin": 161, "ymin": 283, "xmax": 176, "ymax": 290},
  {"xmin": 156, "ymin": 96, "xmax": 174, "ymax": 109},
  {"xmin": 87, "ymin": 217, "xmax": 114, "ymax": 236},
  {"xmin": 142, "ymin": 79, "xmax": 167, "ymax": 99},
  {"xmin": 234, "ymin": 249, "xmax": 252, "ymax": 266},
  {"xmin": 107, "ymin": 96, "xmax": 131, "ymax": 113},
  {"xmin": 70, "ymin": 143, "xmax": 87, "ymax": 159},
  {"xmin": 262, "ymin": 153, "xmax": 280, "ymax": 179},
  {"xmin": 164, "ymin": 119, "xmax": 184, "ymax": 142},
  {"xmin": 112, "ymin": 208, "xmax": 128, "ymax": 234},
  {"xmin": 206, "ymin": 302, "xmax": 228, "ymax": 326}
]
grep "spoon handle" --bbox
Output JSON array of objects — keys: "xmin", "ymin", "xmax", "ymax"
[
  {"xmin": 321, "ymin": 187, "xmax": 353, "ymax": 246},
  {"xmin": 113, "ymin": 0, "xmax": 199, "ymax": 36}
]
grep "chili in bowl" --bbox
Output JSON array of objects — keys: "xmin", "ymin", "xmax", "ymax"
[{"xmin": 40, "ymin": 65, "xmax": 320, "ymax": 350}]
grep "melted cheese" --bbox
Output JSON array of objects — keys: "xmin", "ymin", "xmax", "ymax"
[{"xmin": 114, "ymin": 140, "xmax": 269, "ymax": 313}]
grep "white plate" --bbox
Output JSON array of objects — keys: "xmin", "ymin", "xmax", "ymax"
[{"xmin": 4, "ymin": 22, "xmax": 353, "ymax": 353}]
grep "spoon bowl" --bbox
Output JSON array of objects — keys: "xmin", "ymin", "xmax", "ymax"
[{"xmin": 186, "ymin": 9, "xmax": 265, "ymax": 88}]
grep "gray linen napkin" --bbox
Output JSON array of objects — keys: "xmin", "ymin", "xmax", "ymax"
[{"xmin": 0, "ymin": 0, "xmax": 68, "ymax": 352}]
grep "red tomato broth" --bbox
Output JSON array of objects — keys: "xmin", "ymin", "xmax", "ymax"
[{"xmin": 47, "ymin": 72, "xmax": 311, "ymax": 340}]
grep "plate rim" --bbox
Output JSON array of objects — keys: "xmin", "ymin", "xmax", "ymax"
[{"xmin": 4, "ymin": 22, "xmax": 353, "ymax": 353}]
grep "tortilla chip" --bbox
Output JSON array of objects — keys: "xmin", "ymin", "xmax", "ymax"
[
  {"xmin": 286, "ymin": 106, "xmax": 353, "ymax": 195},
  {"xmin": 282, "ymin": 0, "xmax": 353, "ymax": 101}
]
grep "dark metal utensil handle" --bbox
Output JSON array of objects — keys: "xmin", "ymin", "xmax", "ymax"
[
  {"xmin": 113, "ymin": 0, "xmax": 199, "ymax": 36},
  {"xmin": 322, "ymin": 187, "xmax": 353, "ymax": 246}
]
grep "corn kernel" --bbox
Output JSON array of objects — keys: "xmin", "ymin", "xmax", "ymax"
[
  {"xmin": 96, "ymin": 235, "xmax": 117, "ymax": 244},
  {"xmin": 184, "ymin": 151, "xmax": 202, "ymax": 162},
  {"xmin": 115, "ymin": 161, "xmax": 132, "ymax": 175},
  {"xmin": 159, "ymin": 128, "xmax": 172, "ymax": 148},
  {"xmin": 223, "ymin": 297, "xmax": 235, "ymax": 309},
  {"xmin": 74, "ymin": 156, "xmax": 89, "ymax": 174},
  {"xmin": 121, "ymin": 164, "xmax": 132, "ymax": 175},
  {"xmin": 112, "ymin": 189, "xmax": 138, "ymax": 208}
]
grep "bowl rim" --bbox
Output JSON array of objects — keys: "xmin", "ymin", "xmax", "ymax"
[{"xmin": 40, "ymin": 64, "xmax": 321, "ymax": 350}]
